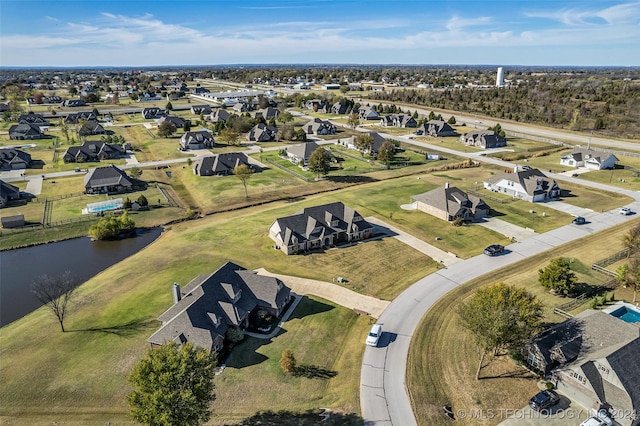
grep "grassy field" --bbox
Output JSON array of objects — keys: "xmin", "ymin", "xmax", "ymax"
[
  {"xmin": 407, "ymin": 218, "xmax": 640, "ymax": 426},
  {"xmin": 0, "ymin": 193, "xmax": 436, "ymax": 424}
]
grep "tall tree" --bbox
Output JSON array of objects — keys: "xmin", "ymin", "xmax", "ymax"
[
  {"xmin": 157, "ymin": 121, "xmax": 177, "ymax": 138},
  {"xmin": 347, "ymin": 113, "xmax": 360, "ymax": 130},
  {"xmin": 277, "ymin": 111, "xmax": 294, "ymax": 125},
  {"xmin": 234, "ymin": 164, "xmax": 253, "ymax": 198},
  {"xmin": 377, "ymin": 141, "xmax": 395, "ymax": 169},
  {"xmin": 308, "ymin": 147, "xmax": 332, "ymax": 180},
  {"xmin": 128, "ymin": 342, "xmax": 216, "ymax": 426},
  {"xmin": 280, "ymin": 349, "xmax": 296, "ymax": 375},
  {"xmin": 622, "ymin": 224, "xmax": 640, "ymax": 257},
  {"xmin": 218, "ymin": 128, "xmax": 241, "ymax": 146},
  {"xmin": 31, "ymin": 271, "xmax": 78, "ymax": 332},
  {"xmin": 353, "ymin": 134, "xmax": 373, "ymax": 157},
  {"xmin": 458, "ymin": 282, "xmax": 543, "ymax": 380},
  {"xmin": 616, "ymin": 257, "xmax": 640, "ymax": 303},
  {"xmin": 538, "ymin": 258, "xmax": 577, "ymax": 295}
]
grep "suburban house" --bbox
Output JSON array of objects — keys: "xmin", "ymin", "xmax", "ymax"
[
  {"xmin": 232, "ymin": 102, "xmax": 253, "ymax": 113},
  {"xmin": 380, "ymin": 114, "xmax": 417, "ymax": 128},
  {"xmin": 61, "ymin": 99, "xmax": 87, "ymax": 107},
  {"xmin": 84, "ymin": 164, "xmax": 137, "ymax": 194},
  {"xmin": 18, "ymin": 114, "xmax": 50, "ymax": 128},
  {"xmin": 180, "ymin": 130, "xmax": 215, "ymax": 150},
  {"xmin": 77, "ymin": 120, "xmax": 106, "ymax": 137},
  {"xmin": 269, "ymin": 201, "xmax": 374, "ymax": 255},
  {"xmin": 64, "ymin": 111, "xmax": 97, "ymax": 124},
  {"xmin": 303, "ymin": 118, "xmax": 336, "ymax": 135},
  {"xmin": 158, "ymin": 115, "xmax": 189, "ymax": 129},
  {"xmin": 331, "ymin": 101, "xmax": 350, "ymax": 115},
  {"xmin": 255, "ymin": 107, "xmax": 280, "ymax": 120},
  {"xmin": 142, "ymin": 107, "xmax": 166, "ymax": 120},
  {"xmin": 0, "ymin": 148, "xmax": 32, "ymax": 170},
  {"xmin": 190, "ymin": 105, "xmax": 212, "ymax": 115},
  {"xmin": 304, "ymin": 99, "xmax": 329, "ymax": 113},
  {"xmin": 63, "ymin": 141, "xmax": 125, "ymax": 163},
  {"xmin": 483, "ymin": 167, "xmax": 561, "ymax": 202},
  {"xmin": 286, "ymin": 141, "xmax": 322, "ymax": 167},
  {"xmin": 416, "ymin": 120, "xmax": 457, "ymax": 137},
  {"xmin": 358, "ymin": 105, "xmax": 380, "ymax": 120},
  {"xmin": 147, "ymin": 261, "xmax": 291, "ymax": 352},
  {"xmin": 0, "ymin": 180, "xmax": 21, "ymax": 208},
  {"xmin": 138, "ymin": 92, "xmax": 162, "ymax": 102},
  {"xmin": 460, "ymin": 130, "xmax": 506, "ymax": 148},
  {"xmin": 246, "ymin": 123, "xmax": 277, "ymax": 142},
  {"xmin": 193, "ymin": 152, "xmax": 252, "ymax": 176},
  {"xmin": 347, "ymin": 131, "xmax": 387, "ymax": 156},
  {"xmin": 9, "ymin": 123, "xmax": 44, "ymax": 140},
  {"xmin": 209, "ymin": 109, "xmax": 231, "ymax": 123},
  {"xmin": 560, "ymin": 148, "xmax": 619, "ymax": 170},
  {"xmin": 191, "ymin": 87, "xmax": 210, "ymax": 95},
  {"xmin": 525, "ymin": 309, "xmax": 640, "ymax": 426},
  {"xmin": 412, "ymin": 183, "xmax": 490, "ymax": 222}
]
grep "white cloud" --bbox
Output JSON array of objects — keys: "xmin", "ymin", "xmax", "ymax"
[{"xmin": 525, "ymin": 1, "xmax": 640, "ymax": 25}]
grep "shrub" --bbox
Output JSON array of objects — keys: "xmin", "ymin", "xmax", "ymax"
[{"xmin": 225, "ymin": 327, "xmax": 244, "ymax": 344}]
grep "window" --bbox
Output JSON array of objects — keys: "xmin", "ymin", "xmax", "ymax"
[{"xmin": 527, "ymin": 352, "xmax": 539, "ymax": 367}]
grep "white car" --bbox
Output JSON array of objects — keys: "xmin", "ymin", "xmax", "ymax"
[
  {"xmin": 366, "ymin": 324, "xmax": 382, "ymax": 347},
  {"xmin": 620, "ymin": 207, "xmax": 632, "ymax": 215},
  {"xmin": 580, "ymin": 409, "xmax": 613, "ymax": 426}
]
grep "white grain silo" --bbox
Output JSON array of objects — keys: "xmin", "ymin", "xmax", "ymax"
[{"xmin": 496, "ymin": 67, "xmax": 504, "ymax": 87}]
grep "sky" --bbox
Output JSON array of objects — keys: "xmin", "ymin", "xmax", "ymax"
[{"xmin": 0, "ymin": 0, "xmax": 639, "ymax": 67}]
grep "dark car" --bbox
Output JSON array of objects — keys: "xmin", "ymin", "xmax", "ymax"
[
  {"xmin": 528, "ymin": 390, "xmax": 560, "ymax": 412},
  {"xmin": 572, "ymin": 216, "xmax": 586, "ymax": 225},
  {"xmin": 483, "ymin": 244, "xmax": 504, "ymax": 256}
]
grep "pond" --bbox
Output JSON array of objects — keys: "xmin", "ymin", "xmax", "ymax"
[{"xmin": 0, "ymin": 227, "xmax": 162, "ymax": 327}]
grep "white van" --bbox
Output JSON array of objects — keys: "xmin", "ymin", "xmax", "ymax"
[{"xmin": 366, "ymin": 324, "xmax": 382, "ymax": 347}]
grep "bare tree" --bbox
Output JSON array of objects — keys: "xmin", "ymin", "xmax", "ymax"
[
  {"xmin": 234, "ymin": 164, "xmax": 253, "ymax": 198},
  {"xmin": 31, "ymin": 271, "xmax": 78, "ymax": 332}
]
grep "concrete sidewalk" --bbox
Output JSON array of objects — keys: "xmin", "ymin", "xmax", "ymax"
[
  {"xmin": 254, "ymin": 268, "xmax": 389, "ymax": 318},
  {"xmin": 366, "ymin": 216, "xmax": 461, "ymax": 266}
]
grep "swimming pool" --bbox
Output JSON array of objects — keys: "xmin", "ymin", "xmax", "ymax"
[{"xmin": 610, "ymin": 305, "xmax": 640, "ymax": 325}]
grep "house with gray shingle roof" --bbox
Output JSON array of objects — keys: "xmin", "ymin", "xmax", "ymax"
[
  {"xmin": 460, "ymin": 130, "xmax": 506, "ymax": 148},
  {"xmin": 417, "ymin": 120, "xmax": 456, "ymax": 137},
  {"xmin": 9, "ymin": 123, "xmax": 44, "ymax": 140},
  {"xmin": 0, "ymin": 148, "xmax": 32, "ymax": 170},
  {"xmin": 269, "ymin": 201, "xmax": 374, "ymax": 255},
  {"xmin": 193, "ymin": 152, "xmax": 252, "ymax": 176},
  {"xmin": 483, "ymin": 167, "xmax": 561, "ymax": 202},
  {"xmin": 560, "ymin": 148, "xmax": 618, "ymax": 170},
  {"xmin": 142, "ymin": 107, "xmax": 166, "ymax": 120},
  {"xmin": 64, "ymin": 111, "xmax": 97, "ymax": 124},
  {"xmin": 190, "ymin": 105, "xmax": 212, "ymax": 115},
  {"xmin": 303, "ymin": 118, "xmax": 336, "ymax": 135},
  {"xmin": 526, "ymin": 310, "xmax": 640, "ymax": 426},
  {"xmin": 358, "ymin": 105, "xmax": 379, "ymax": 120},
  {"xmin": 346, "ymin": 131, "xmax": 387, "ymax": 156},
  {"xmin": 380, "ymin": 114, "xmax": 417, "ymax": 128},
  {"xmin": 17, "ymin": 113, "xmax": 50, "ymax": 128},
  {"xmin": 77, "ymin": 120, "xmax": 105, "ymax": 137},
  {"xmin": 246, "ymin": 123, "xmax": 277, "ymax": 142},
  {"xmin": 157, "ymin": 115, "xmax": 189, "ymax": 129},
  {"xmin": 84, "ymin": 165, "xmax": 135, "ymax": 194},
  {"xmin": 0, "ymin": 180, "xmax": 21, "ymax": 208},
  {"xmin": 180, "ymin": 130, "xmax": 215, "ymax": 150},
  {"xmin": 208, "ymin": 109, "xmax": 231, "ymax": 123},
  {"xmin": 286, "ymin": 141, "xmax": 323, "ymax": 167},
  {"xmin": 63, "ymin": 141, "xmax": 125, "ymax": 163},
  {"xmin": 147, "ymin": 261, "xmax": 291, "ymax": 352},
  {"xmin": 412, "ymin": 183, "xmax": 489, "ymax": 222}
]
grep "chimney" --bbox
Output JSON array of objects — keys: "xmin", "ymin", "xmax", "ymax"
[
  {"xmin": 513, "ymin": 165, "xmax": 518, "ymax": 173},
  {"xmin": 445, "ymin": 181, "xmax": 450, "ymax": 189},
  {"xmin": 172, "ymin": 283, "xmax": 181, "ymax": 304}
]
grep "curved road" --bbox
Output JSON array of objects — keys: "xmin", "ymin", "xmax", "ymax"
[{"xmin": 359, "ymin": 133, "xmax": 640, "ymax": 425}]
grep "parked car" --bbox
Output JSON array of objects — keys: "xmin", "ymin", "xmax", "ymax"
[
  {"xmin": 572, "ymin": 216, "xmax": 586, "ymax": 225},
  {"xmin": 366, "ymin": 324, "xmax": 383, "ymax": 347},
  {"xmin": 483, "ymin": 244, "xmax": 505, "ymax": 256},
  {"xmin": 528, "ymin": 390, "xmax": 560, "ymax": 412},
  {"xmin": 620, "ymin": 207, "xmax": 632, "ymax": 215},
  {"xmin": 579, "ymin": 410, "xmax": 612, "ymax": 426}
]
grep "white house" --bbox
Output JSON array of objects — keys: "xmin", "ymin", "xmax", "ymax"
[
  {"xmin": 560, "ymin": 148, "xmax": 618, "ymax": 170},
  {"xmin": 483, "ymin": 167, "xmax": 561, "ymax": 202}
]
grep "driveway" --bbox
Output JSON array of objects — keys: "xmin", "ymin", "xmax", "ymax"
[
  {"xmin": 366, "ymin": 216, "xmax": 461, "ymax": 266},
  {"xmin": 541, "ymin": 200, "xmax": 594, "ymax": 217},
  {"xmin": 254, "ymin": 268, "xmax": 390, "ymax": 318},
  {"xmin": 476, "ymin": 216, "xmax": 537, "ymax": 242},
  {"xmin": 24, "ymin": 176, "xmax": 43, "ymax": 195}
]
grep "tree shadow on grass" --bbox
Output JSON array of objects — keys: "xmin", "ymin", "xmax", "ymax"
[
  {"xmin": 286, "ymin": 296, "xmax": 334, "ymax": 320},
  {"xmin": 293, "ymin": 364, "xmax": 338, "ymax": 379},
  {"xmin": 230, "ymin": 408, "xmax": 362, "ymax": 425},
  {"xmin": 70, "ymin": 317, "xmax": 156, "ymax": 336}
]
